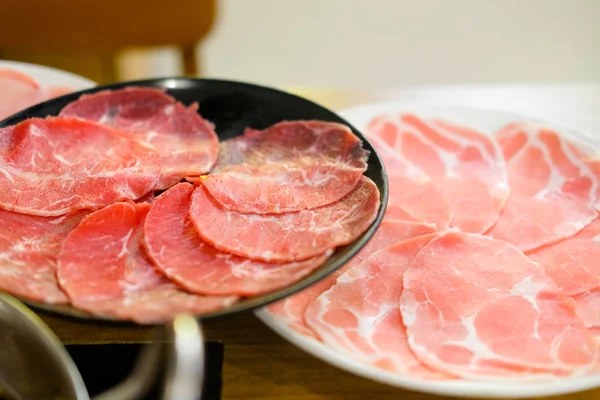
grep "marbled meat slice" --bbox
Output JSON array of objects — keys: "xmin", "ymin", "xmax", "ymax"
[
  {"xmin": 203, "ymin": 120, "xmax": 369, "ymax": 214},
  {"xmin": 0, "ymin": 117, "xmax": 160, "ymax": 216},
  {"xmin": 190, "ymin": 176, "xmax": 380, "ymax": 262},
  {"xmin": 57, "ymin": 202, "xmax": 237, "ymax": 323},
  {"xmin": 487, "ymin": 122, "xmax": 599, "ymax": 251},
  {"xmin": 305, "ymin": 234, "xmax": 450, "ymax": 379},
  {"xmin": 528, "ymin": 217, "xmax": 600, "ymax": 329},
  {"xmin": 368, "ymin": 134, "xmax": 452, "ymax": 228},
  {"xmin": 401, "ymin": 229, "xmax": 598, "ymax": 378},
  {"xmin": 266, "ymin": 220, "xmax": 437, "ymax": 339},
  {"xmin": 59, "ymin": 87, "xmax": 219, "ymax": 190},
  {"xmin": 0, "ymin": 209, "xmax": 87, "ymax": 304},
  {"xmin": 143, "ymin": 183, "xmax": 329, "ymax": 296},
  {"xmin": 365, "ymin": 113, "xmax": 508, "ymax": 233},
  {"xmin": 0, "ymin": 69, "xmax": 45, "ymax": 121}
]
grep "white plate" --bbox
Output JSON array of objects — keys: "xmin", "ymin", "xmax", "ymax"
[
  {"xmin": 256, "ymin": 102, "xmax": 600, "ymax": 399},
  {"xmin": 0, "ymin": 60, "xmax": 96, "ymax": 92}
]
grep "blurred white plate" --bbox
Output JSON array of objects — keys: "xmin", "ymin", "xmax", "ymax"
[
  {"xmin": 255, "ymin": 102, "xmax": 600, "ymax": 399},
  {"xmin": 0, "ymin": 59, "xmax": 96, "ymax": 92}
]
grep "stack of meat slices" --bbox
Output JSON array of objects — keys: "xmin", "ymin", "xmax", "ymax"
[
  {"xmin": 266, "ymin": 112, "xmax": 600, "ymax": 382},
  {"xmin": 0, "ymin": 86, "xmax": 379, "ymax": 323}
]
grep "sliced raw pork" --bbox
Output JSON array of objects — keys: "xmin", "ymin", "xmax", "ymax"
[
  {"xmin": 0, "ymin": 117, "xmax": 160, "ymax": 216},
  {"xmin": 305, "ymin": 234, "xmax": 449, "ymax": 379},
  {"xmin": 267, "ymin": 220, "xmax": 437, "ymax": 339},
  {"xmin": 369, "ymin": 134, "xmax": 452, "ymax": 228},
  {"xmin": 401, "ymin": 229, "xmax": 597, "ymax": 378},
  {"xmin": 59, "ymin": 87, "xmax": 219, "ymax": 189},
  {"xmin": 143, "ymin": 183, "xmax": 329, "ymax": 296},
  {"xmin": 365, "ymin": 113, "xmax": 508, "ymax": 233},
  {"xmin": 47, "ymin": 86, "xmax": 73, "ymax": 99},
  {"xmin": 57, "ymin": 202, "xmax": 237, "ymax": 323},
  {"xmin": 0, "ymin": 209, "xmax": 87, "ymax": 304},
  {"xmin": 528, "ymin": 217, "xmax": 600, "ymax": 329},
  {"xmin": 203, "ymin": 120, "xmax": 369, "ymax": 214},
  {"xmin": 487, "ymin": 122, "xmax": 599, "ymax": 251},
  {"xmin": 0, "ymin": 69, "xmax": 45, "ymax": 121},
  {"xmin": 190, "ymin": 176, "xmax": 380, "ymax": 263}
]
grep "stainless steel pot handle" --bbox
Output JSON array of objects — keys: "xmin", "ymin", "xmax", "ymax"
[{"xmin": 92, "ymin": 314, "xmax": 205, "ymax": 400}]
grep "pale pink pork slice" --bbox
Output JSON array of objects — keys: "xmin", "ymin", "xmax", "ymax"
[
  {"xmin": 59, "ymin": 87, "xmax": 219, "ymax": 190},
  {"xmin": 190, "ymin": 176, "xmax": 380, "ymax": 263},
  {"xmin": 0, "ymin": 69, "xmax": 45, "ymax": 121},
  {"xmin": 305, "ymin": 234, "xmax": 451, "ymax": 379},
  {"xmin": 0, "ymin": 209, "xmax": 87, "ymax": 304},
  {"xmin": 365, "ymin": 113, "xmax": 508, "ymax": 233},
  {"xmin": 367, "ymin": 134, "xmax": 451, "ymax": 228},
  {"xmin": 0, "ymin": 117, "xmax": 160, "ymax": 216},
  {"xmin": 143, "ymin": 183, "xmax": 329, "ymax": 297},
  {"xmin": 47, "ymin": 86, "xmax": 73, "ymax": 99},
  {"xmin": 57, "ymin": 202, "xmax": 237, "ymax": 323},
  {"xmin": 487, "ymin": 122, "xmax": 599, "ymax": 252},
  {"xmin": 401, "ymin": 229, "xmax": 598, "ymax": 379},
  {"xmin": 203, "ymin": 120, "xmax": 369, "ymax": 214},
  {"xmin": 528, "ymin": 217, "xmax": 600, "ymax": 330},
  {"xmin": 266, "ymin": 220, "xmax": 437, "ymax": 339}
]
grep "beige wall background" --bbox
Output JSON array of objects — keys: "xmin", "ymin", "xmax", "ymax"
[{"xmin": 129, "ymin": 0, "xmax": 600, "ymax": 88}]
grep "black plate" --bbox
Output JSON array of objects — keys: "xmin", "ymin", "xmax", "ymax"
[{"xmin": 0, "ymin": 77, "xmax": 388, "ymax": 324}]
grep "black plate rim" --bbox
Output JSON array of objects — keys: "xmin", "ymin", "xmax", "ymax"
[{"xmin": 0, "ymin": 76, "xmax": 389, "ymax": 324}]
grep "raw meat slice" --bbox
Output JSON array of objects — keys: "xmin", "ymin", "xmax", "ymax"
[
  {"xmin": 368, "ymin": 134, "xmax": 452, "ymax": 228},
  {"xmin": 305, "ymin": 234, "xmax": 450, "ymax": 378},
  {"xmin": 143, "ymin": 183, "xmax": 330, "ymax": 296},
  {"xmin": 57, "ymin": 202, "xmax": 237, "ymax": 323},
  {"xmin": 386, "ymin": 175, "xmax": 451, "ymax": 228},
  {"xmin": 59, "ymin": 87, "xmax": 219, "ymax": 190},
  {"xmin": 203, "ymin": 120, "xmax": 369, "ymax": 214},
  {"xmin": 401, "ymin": 229, "xmax": 598, "ymax": 378},
  {"xmin": 0, "ymin": 209, "xmax": 87, "ymax": 304},
  {"xmin": 527, "ymin": 217, "xmax": 600, "ymax": 328},
  {"xmin": 266, "ymin": 220, "xmax": 437, "ymax": 339},
  {"xmin": 136, "ymin": 191, "xmax": 156, "ymax": 204},
  {"xmin": 47, "ymin": 86, "xmax": 73, "ymax": 99},
  {"xmin": 0, "ymin": 69, "xmax": 45, "ymax": 121},
  {"xmin": 0, "ymin": 117, "xmax": 160, "ymax": 216},
  {"xmin": 487, "ymin": 122, "xmax": 599, "ymax": 251},
  {"xmin": 365, "ymin": 113, "xmax": 508, "ymax": 233},
  {"xmin": 190, "ymin": 176, "xmax": 380, "ymax": 263}
]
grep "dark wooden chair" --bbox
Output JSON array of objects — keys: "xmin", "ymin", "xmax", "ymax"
[{"xmin": 0, "ymin": 0, "xmax": 217, "ymax": 83}]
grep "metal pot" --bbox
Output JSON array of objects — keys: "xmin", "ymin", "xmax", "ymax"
[{"xmin": 0, "ymin": 293, "xmax": 205, "ymax": 400}]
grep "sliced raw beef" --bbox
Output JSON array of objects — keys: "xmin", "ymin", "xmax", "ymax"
[
  {"xmin": 528, "ymin": 217, "xmax": 600, "ymax": 329},
  {"xmin": 305, "ymin": 234, "xmax": 450, "ymax": 379},
  {"xmin": 0, "ymin": 209, "xmax": 87, "ymax": 304},
  {"xmin": 0, "ymin": 69, "xmax": 45, "ymax": 121},
  {"xmin": 203, "ymin": 120, "xmax": 369, "ymax": 214},
  {"xmin": 401, "ymin": 229, "xmax": 597, "ymax": 378},
  {"xmin": 59, "ymin": 87, "xmax": 219, "ymax": 189},
  {"xmin": 365, "ymin": 113, "xmax": 508, "ymax": 233},
  {"xmin": 136, "ymin": 191, "xmax": 156, "ymax": 204},
  {"xmin": 57, "ymin": 202, "xmax": 237, "ymax": 323},
  {"xmin": 143, "ymin": 183, "xmax": 329, "ymax": 296},
  {"xmin": 190, "ymin": 176, "xmax": 380, "ymax": 263},
  {"xmin": 368, "ymin": 134, "xmax": 452, "ymax": 228},
  {"xmin": 0, "ymin": 117, "xmax": 160, "ymax": 216},
  {"xmin": 487, "ymin": 122, "xmax": 599, "ymax": 252},
  {"xmin": 266, "ymin": 220, "xmax": 437, "ymax": 339}
]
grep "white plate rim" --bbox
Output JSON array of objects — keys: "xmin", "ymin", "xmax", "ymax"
[{"xmin": 255, "ymin": 101, "xmax": 600, "ymax": 399}]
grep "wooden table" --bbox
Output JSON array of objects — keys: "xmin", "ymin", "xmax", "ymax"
[{"xmin": 39, "ymin": 85, "xmax": 600, "ymax": 400}]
